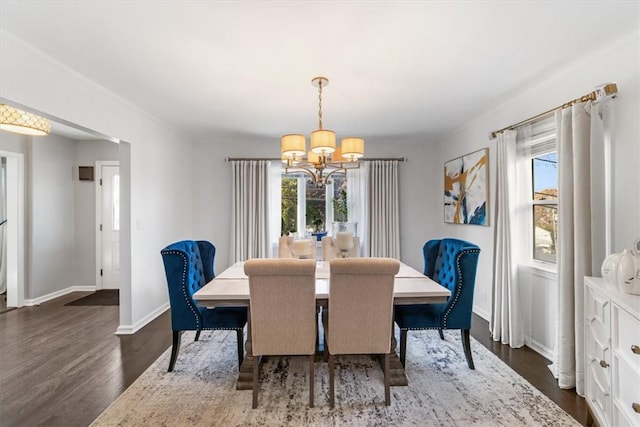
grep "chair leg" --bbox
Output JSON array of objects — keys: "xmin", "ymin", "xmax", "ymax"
[
  {"xmin": 309, "ymin": 354, "xmax": 315, "ymax": 408},
  {"xmin": 399, "ymin": 329, "xmax": 407, "ymax": 367},
  {"xmin": 168, "ymin": 330, "xmax": 182, "ymax": 372},
  {"xmin": 438, "ymin": 328, "xmax": 444, "ymax": 340},
  {"xmin": 252, "ymin": 355, "xmax": 259, "ymax": 408},
  {"xmin": 384, "ymin": 353, "xmax": 391, "ymax": 406},
  {"xmin": 236, "ymin": 328, "xmax": 244, "ymax": 371},
  {"xmin": 461, "ymin": 329, "xmax": 475, "ymax": 370},
  {"xmin": 329, "ymin": 354, "xmax": 335, "ymax": 409},
  {"xmin": 194, "ymin": 330, "xmax": 201, "ymax": 342}
]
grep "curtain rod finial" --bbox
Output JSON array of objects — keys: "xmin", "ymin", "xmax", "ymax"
[{"xmin": 594, "ymin": 82, "xmax": 618, "ymax": 103}]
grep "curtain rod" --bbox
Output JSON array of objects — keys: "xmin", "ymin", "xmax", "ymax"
[
  {"xmin": 489, "ymin": 82, "xmax": 618, "ymax": 139},
  {"xmin": 225, "ymin": 157, "xmax": 407, "ymax": 162}
]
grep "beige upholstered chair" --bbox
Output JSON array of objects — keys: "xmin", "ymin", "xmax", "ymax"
[
  {"xmin": 321, "ymin": 235, "xmax": 361, "ymax": 260},
  {"xmin": 244, "ymin": 258, "xmax": 317, "ymax": 408},
  {"xmin": 278, "ymin": 235, "xmax": 294, "ymax": 258},
  {"xmin": 323, "ymin": 257, "xmax": 400, "ymax": 408}
]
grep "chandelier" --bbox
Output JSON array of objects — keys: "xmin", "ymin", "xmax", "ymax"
[
  {"xmin": 0, "ymin": 104, "xmax": 51, "ymax": 136},
  {"xmin": 281, "ymin": 77, "xmax": 364, "ymax": 187}
]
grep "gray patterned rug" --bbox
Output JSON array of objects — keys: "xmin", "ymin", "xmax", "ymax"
[{"xmin": 91, "ymin": 329, "xmax": 579, "ymax": 426}]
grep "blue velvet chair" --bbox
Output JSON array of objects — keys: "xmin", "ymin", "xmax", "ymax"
[
  {"xmin": 161, "ymin": 240, "xmax": 247, "ymax": 372},
  {"xmin": 394, "ymin": 238, "xmax": 480, "ymax": 369}
]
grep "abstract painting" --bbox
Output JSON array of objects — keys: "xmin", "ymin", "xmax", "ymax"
[{"xmin": 444, "ymin": 148, "xmax": 489, "ymax": 225}]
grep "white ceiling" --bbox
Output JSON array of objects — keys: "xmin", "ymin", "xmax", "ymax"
[{"xmin": 1, "ymin": 1, "xmax": 638, "ymax": 142}]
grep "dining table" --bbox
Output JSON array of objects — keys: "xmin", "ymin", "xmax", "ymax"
[{"xmin": 193, "ymin": 260, "xmax": 451, "ymax": 389}]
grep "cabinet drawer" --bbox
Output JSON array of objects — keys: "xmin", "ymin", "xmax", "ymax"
[
  {"xmin": 612, "ymin": 354, "xmax": 640, "ymax": 426},
  {"xmin": 613, "ymin": 304, "xmax": 640, "ymax": 372},
  {"xmin": 613, "ymin": 404, "xmax": 636, "ymax": 427},
  {"xmin": 586, "ymin": 285, "xmax": 611, "ymax": 343},
  {"xmin": 587, "ymin": 356, "xmax": 612, "ymax": 425}
]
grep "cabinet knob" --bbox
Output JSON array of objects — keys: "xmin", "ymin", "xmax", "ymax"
[
  {"xmin": 599, "ymin": 360, "xmax": 610, "ymax": 368},
  {"xmin": 632, "ymin": 402, "xmax": 640, "ymax": 414},
  {"xmin": 632, "ymin": 345, "xmax": 640, "ymax": 355}
]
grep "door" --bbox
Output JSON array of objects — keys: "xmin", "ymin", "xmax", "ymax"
[{"xmin": 100, "ymin": 165, "xmax": 120, "ymax": 289}]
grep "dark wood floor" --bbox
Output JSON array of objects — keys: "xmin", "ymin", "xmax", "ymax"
[
  {"xmin": 0, "ymin": 293, "xmax": 586, "ymax": 426},
  {"xmin": 0, "ymin": 292, "xmax": 172, "ymax": 427}
]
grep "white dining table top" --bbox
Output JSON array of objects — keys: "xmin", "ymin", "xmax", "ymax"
[{"xmin": 194, "ymin": 260, "xmax": 451, "ymax": 304}]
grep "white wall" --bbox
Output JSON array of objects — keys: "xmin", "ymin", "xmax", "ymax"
[
  {"xmin": 0, "ymin": 131, "xmax": 28, "ymax": 153},
  {"xmin": 26, "ymin": 134, "xmax": 75, "ymax": 298},
  {"xmin": 428, "ymin": 31, "xmax": 640, "ymax": 342},
  {"xmin": 74, "ymin": 140, "xmax": 119, "ymax": 286},
  {"xmin": 0, "ymin": 33, "xmax": 193, "ymax": 332}
]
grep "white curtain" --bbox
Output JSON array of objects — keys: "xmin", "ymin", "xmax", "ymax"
[
  {"xmin": 0, "ymin": 158, "xmax": 6, "ymax": 294},
  {"xmin": 267, "ymin": 163, "xmax": 283, "ymax": 258},
  {"xmin": 367, "ymin": 160, "xmax": 400, "ymax": 258},
  {"xmin": 490, "ymin": 130, "xmax": 524, "ymax": 348},
  {"xmin": 551, "ymin": 102, "xmax": 592, "ymax": 395},
  {"xmin": 347, "ymin": 164, "xmax": 369, "ymax": 257},
  {"xmin": 229, "ymin": 160, "xmax": 271, "ymax": 263}
]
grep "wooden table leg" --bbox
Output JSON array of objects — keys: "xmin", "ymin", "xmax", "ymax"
[
  {"xmin": 236, "ymin": 309, "xmax": 257, "ymax": 390},
  {"xmin": 388, "ymin": 334, "xmax": 408, "ymax": 386}
]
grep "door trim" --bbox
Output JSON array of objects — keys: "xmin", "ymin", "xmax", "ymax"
[
  {"xmin": 0, "ymin": 151, "xmax": 25, "ymax": 307},
  {"xmin": 95, "ymin": 160, "xmax": 119, "ymax": 290}
]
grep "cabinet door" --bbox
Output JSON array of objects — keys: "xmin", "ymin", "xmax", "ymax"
[
  {"xmin": 585, "ymin": 284, "xmax": 612, "ymax": 425},
  {"xmin": 612, "ymin": 304, "xmax": 640, "ymax": 427}
]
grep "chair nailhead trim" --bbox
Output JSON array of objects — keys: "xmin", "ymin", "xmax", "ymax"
[
  {"xmin": 162, "ymin": 249, "xmax": 201, "ymax": 329},
  {"xmin": 442, "ymin": 248, "xmax": 480, "ymax": 329},
  {"xmin": 399, "ymin": 247, "xmax": 480, "ymax": 332}
]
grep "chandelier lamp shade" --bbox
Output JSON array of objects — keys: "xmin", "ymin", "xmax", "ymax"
[
  {"xmin": 0, "ymin": 104, "xmax": 51, "ymax": 136},
  {"xmin": 281, "ymin": 77, "xmax": 364, "ymax": 186}
]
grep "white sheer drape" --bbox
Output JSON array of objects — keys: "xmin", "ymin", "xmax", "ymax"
[
  {"xmin": 267, "ymin": 163, "xmax": 283, "ymax": 258},
  {"xmin": 367, "ymin": 160, "xmax": 400, "ymax": 258},
  {"xmin": 490, "ymin": 130, "xmax": 524, "ymax": 348},
  {"xmin": 0, "ymin": 158, "xmax": 6, "ymax": 294},
  {"xmin": 229, "ymin": 160, "xmax": 271, "ymax": 263},
  {"xmin": 551, "ymin": 102, "xmax": 592, "ymax": 395},
  {"xmin": 347, "ymin": 164, "xmax": 369, "ymax": 257}
]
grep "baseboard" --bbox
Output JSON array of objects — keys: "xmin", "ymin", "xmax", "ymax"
[
  {"xmin": 473, "ymin": 307, "xmax": 490, "ymax": 322},
  {"xmin": 525, "ymin": 336, "xmax": 554, "ymax": 361},
  {"xmin": 23, "ymin": 285, "xmax": 97, "ymax": 306},
  {"xmin": 116, "ymin": 302, "xmax": 169, "ymax": 335}
]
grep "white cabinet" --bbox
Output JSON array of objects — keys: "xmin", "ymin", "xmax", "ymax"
[{"xmin": 585, "ymin": 277, "xmax": 640, "ymax": 427}]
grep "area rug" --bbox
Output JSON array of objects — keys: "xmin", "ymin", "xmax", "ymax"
[
  {"xmin": 91, "ymin": 329, "xmax": 580, "ymax": 426},
  {"xmin": 65, "ymin": 290, "xmax": 119, "ymax": 306}
]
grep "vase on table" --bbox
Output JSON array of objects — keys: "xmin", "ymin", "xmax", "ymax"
[
  {"xmin": 332, "ymin": 222, "xmax": 357, "ymax": 258},
  {"xmin": 290, "ymin": 232, "xmax": 315, "ymax": 259}
]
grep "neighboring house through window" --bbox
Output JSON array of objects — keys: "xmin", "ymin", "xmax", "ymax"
[{"xmin": 516, "ymin": 115, "xmax": 558, "ymax": 266}]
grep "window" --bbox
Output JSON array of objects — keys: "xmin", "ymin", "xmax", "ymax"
[
  {"xmin": 532, "ymin": 153, "xmax": 557, "ymax": 263},
  {"xmin": 280, "ymin": 174, "xmax": 346, "ymax": 236},
  {"xmin": 281, "ymin": 177, "xmax": 298, "ymax": 235},
  {"xmin": 516, "ymin": 115, "xmax": 558, "ymax": 264}
]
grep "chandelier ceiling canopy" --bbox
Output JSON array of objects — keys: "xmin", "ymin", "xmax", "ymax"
[{"xmin": 281, "ymin": 77, "xmax": 364, "ymax": 187}]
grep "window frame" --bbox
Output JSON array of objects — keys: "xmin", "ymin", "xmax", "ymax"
[
  {"xmin": 281, "ymin": 174, "xmax": 344, "ymax": 236},
  {"xmin": 514, "ymin": 116, "xmax": 558, "ymax": 270},
  {"xmin": 530, "ymin": 153, "xmax": 558, "ymax": 264}
]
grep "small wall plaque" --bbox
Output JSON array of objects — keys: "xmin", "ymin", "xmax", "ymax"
[{"xmin": 79, "ymin": 166, "xmax": 94, "ymax": 181}]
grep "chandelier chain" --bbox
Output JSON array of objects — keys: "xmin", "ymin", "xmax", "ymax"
[{"xmin": 317, "ymin": 80, "xmax": 323, "ymax": 130}]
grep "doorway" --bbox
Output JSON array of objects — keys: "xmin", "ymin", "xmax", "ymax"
[
  {"xmin": 0, "ymin": 151, "xmax": 25, "ymax": 309},
  {"xmin": 96, "ymin": 161, "xmax": 120, "ymax": 290}
]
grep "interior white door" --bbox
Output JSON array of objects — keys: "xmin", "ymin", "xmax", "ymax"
[{"xmin": 101, "ymin": 165, "xmax": 120, "ymax": 289}]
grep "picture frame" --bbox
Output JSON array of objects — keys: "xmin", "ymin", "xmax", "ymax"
[{"xmin": 444, "ymin": 147, "xmax": 489, "ymax": 226}]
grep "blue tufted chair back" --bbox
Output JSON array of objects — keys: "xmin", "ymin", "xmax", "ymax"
[
  {"xmin": 422, "ymin": 238, "xmax": 480, "ymax": 330},
  {"xmin": 161, "ymin": 240, "xmax": 216, "ymax": 331}
]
